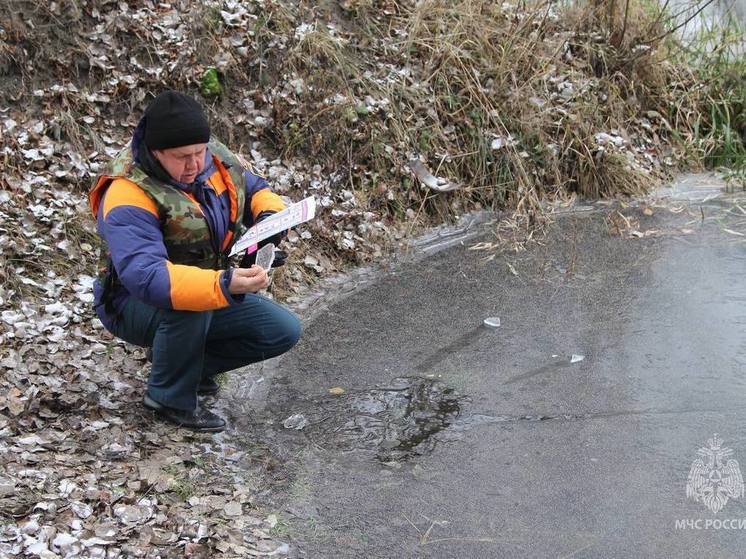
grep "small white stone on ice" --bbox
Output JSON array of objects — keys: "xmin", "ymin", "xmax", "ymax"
[{"xmin": 283, "ymin": 414, "xmax": 308, "ymax": 430}]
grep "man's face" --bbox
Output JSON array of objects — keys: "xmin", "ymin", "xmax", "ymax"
[{"xmin": 153, "ymin": 143, "xmax": 208, "ymax": 184}]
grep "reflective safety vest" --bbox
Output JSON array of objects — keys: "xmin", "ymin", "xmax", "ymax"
[{"xmin": 89, "ymin": 139, "xmax": 247, "ymax": 271}]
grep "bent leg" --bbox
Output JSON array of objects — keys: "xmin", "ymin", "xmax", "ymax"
[
  {"xmin": 113, "ymin": 297, "xmax": 211, "ymax": 411},
  {"xmin": 202, "ymin": 293, "xmax": 301, "ymax": 378}
]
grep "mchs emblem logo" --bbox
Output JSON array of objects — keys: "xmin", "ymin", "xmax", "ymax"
[{"xmin": 686, "ymin": 434, "xmax": 744, "ymax": 514}]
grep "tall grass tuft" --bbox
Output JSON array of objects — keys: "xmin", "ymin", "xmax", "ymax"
[
  {"xmin": 669, "ymin": 3, "xmax": 746, "ymax": 186},
  {"xmin": 265, "ymin": 0, "xmax": 701, "ymax": 225}
]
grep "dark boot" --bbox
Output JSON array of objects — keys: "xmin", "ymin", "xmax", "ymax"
[{"xmin": 143, "ymin": 394, "xmax": 226, "ymax": 432}]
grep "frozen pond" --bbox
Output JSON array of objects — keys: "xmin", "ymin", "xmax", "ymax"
[{"xmin": 224, "ymin": 173, "xmax": 746, "ymax": 558}]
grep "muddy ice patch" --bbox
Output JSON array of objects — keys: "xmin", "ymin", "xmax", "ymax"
[{"xmin": 277, "ymin": 377, "xmax": 467, "ymax": 461}]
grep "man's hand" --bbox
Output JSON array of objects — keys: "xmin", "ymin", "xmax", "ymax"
[{"xmin": 228, "ymin": 266, "xmax": 269, "ymax": 294}]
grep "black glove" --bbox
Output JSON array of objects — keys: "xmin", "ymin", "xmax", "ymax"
[
  {"xmin": 256, "ymin": 211, "xmax": 287, "ymax": 248},
  {"xmin": 238, "ymin": 211, "xmax": 287, "ymax": 268}
]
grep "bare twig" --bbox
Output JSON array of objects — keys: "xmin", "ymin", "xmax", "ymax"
[{"xmin": 639, "ymin": 0, "xmax": 719, "ymax": 46}]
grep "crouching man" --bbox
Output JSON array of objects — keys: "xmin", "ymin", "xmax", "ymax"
[{"xmin": 89, "ymin": 90, "xmax": 301, "ymax": 432}]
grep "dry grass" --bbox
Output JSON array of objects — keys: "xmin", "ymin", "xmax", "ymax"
[
  {"xmin": 260, "ymin": 0, "xmax": 723, "ymax": 233},
  {"xmin": 1, "ymin": 0, "xmax": 742, "ymax": 274}
]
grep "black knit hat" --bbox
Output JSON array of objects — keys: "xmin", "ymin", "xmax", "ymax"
[{"xmin": 143, "ymin": 91, "xmax": 210, "ymax": 150}]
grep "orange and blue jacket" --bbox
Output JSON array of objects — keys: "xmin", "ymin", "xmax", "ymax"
[{"xmin": 89, "ymin": 124, "xmax": 284, "ymax": 331}]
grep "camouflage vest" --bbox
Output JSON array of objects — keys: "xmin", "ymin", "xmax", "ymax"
[{"xmin": 91, "ymin": 140, "xmax": 247, "ymax": 271}]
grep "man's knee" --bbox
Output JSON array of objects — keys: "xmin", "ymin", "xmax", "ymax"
[
  {"xmin": 278, "ymin": 313, "xmax": 302, "ymax": 352},
  {"xmin": 247, "ymin": 313, "xmax": 300, "ymax": 362}
]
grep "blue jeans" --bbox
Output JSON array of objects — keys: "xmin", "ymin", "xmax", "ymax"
[{"xmin": 112, "ymin": 294, "xmax": 301, "ymax": 410}]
